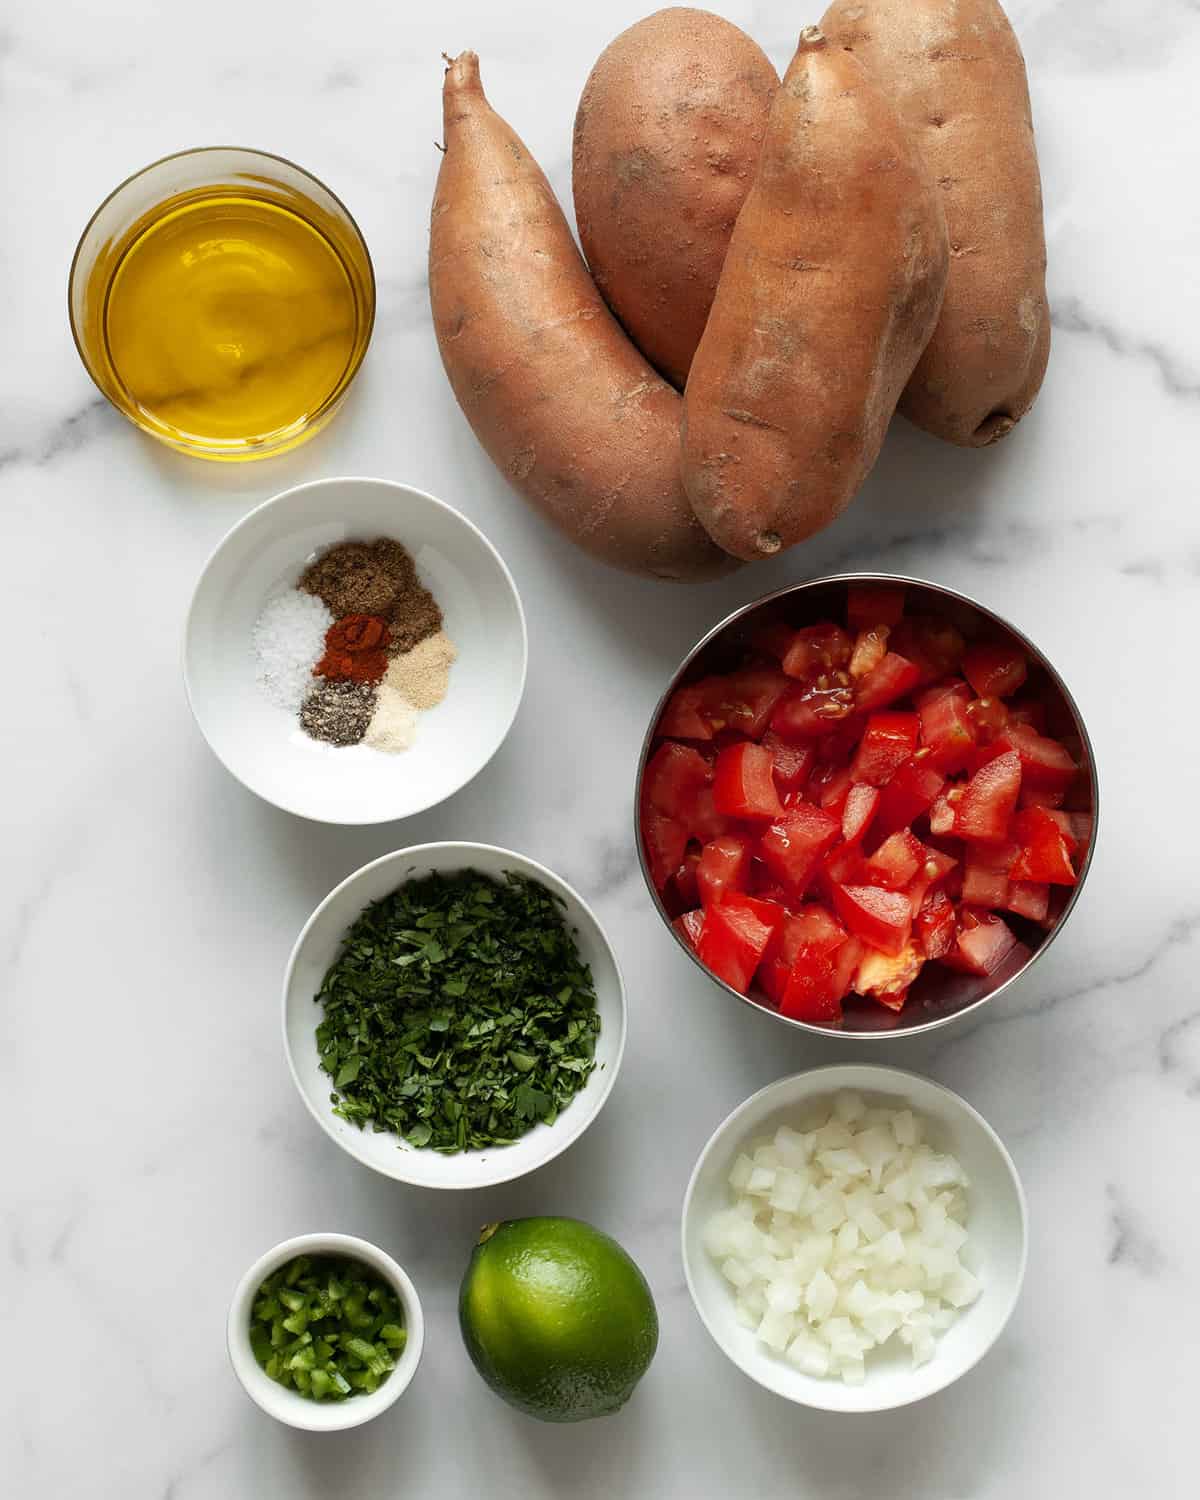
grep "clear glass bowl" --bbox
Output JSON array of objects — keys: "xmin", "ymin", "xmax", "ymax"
[{"xmin": 69, "ymin": 147, "xmax": 375, "ymax": 462}]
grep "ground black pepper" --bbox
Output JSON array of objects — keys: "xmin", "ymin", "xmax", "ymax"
[{"xmin": 299, "ymin": 680, "xmax": 377, "ymax": 746}]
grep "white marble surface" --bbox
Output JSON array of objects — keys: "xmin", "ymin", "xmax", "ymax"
[{"xmin": 2, "ymin": 1, "xmax": 1197, "ymax": 1494}]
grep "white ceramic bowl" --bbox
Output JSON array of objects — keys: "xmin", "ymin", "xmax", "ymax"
[
  {"xmin": 227, "ymin": 1232, "xmax": 424, "ymax": 1431},
  {"xmin": 283, "ymin": 842, "xmax": 627, "ymax": 1189},
  {"xmin": 682, "ymin": 1065, "xmax": 1027, "ymax": 1412},
  {"xmin": 184, "ymin": 476, "xmax": 527, "ymax": 823}
]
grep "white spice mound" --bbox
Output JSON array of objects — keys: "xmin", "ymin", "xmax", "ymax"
[
  {"xmin": 253, "ymin": 591, "xmax": 332, "ymax": 711},
  {"xmin": 365, "ymin": 685, "xmax": 419, "ymax": 754},
  {"xmin": 383, "ymin": 629, "xmax": 457, "ymax": 711}
]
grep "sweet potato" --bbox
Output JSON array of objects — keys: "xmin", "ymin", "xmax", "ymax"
[
  {"xmin": 429, "ymin": 53, "xmax": 734, "ymax": 581},
  {"xmin": 572, "ymin": 8, "xmax": 777, "ymax": 389},
  {"xmin": 680, "ymin": 29, "xmax": 948, "ymax": 562},
  {"xmin": 821, "ymin": 0, "xmax": 1050, "ymax": 446}
]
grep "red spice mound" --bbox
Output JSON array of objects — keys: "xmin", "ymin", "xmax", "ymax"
[{"xmin": 314, "ymin": 614, "xmax": 391, "ymax": 683}]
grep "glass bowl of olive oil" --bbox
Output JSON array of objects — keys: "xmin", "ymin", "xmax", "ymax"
[{"xmin": 69, "ymin": 147, "xmax": 375, "ymax": 461}]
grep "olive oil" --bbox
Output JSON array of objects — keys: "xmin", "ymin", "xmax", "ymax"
[{"xmin": 74, "ymin": 166, "xmax": 374, "ymax": 459}]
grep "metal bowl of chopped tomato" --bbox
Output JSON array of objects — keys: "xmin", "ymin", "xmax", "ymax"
[{"xmin": 635, "ymin": 574, "xmax": 1098, "ymax": 1037}]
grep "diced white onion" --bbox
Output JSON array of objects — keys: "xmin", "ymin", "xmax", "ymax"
[{"xmin": 707, "ymin": 1092, "xmax": 979, "ymax": 1382}]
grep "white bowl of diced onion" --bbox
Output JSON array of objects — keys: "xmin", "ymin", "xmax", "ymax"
[{"xmin": 681, "ymin": 1065, "xmax": 1027, "ymax": 1411}]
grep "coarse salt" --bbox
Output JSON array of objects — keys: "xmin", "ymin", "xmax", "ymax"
[{"xmin": 254, "ymin": 590, "xmax": 333, "ymax": 711}]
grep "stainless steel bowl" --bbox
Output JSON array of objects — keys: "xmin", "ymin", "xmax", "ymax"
[{"xmin": 635, "ymin": 573, "xmax": 1099, "ymax": 1038}]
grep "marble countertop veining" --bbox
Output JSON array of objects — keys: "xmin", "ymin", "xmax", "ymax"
[{"xmin": 2, "ymin": 1, "xmax": 1197, "ymax": 1495}]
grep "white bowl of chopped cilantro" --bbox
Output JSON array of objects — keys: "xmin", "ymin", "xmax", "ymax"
[
  {"xmin": 227, "ymin": 1232, "xmax": 424, "ymax": 1430},
  {"xmin": 184, "ymin": 476, "xmax": 527, "ymax": 824},
  {"xmin": 283, "ymin": 843, "xmax": 627, "ymax": 1189}
]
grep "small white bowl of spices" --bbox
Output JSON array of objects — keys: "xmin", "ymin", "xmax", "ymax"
[{"xmin": 185, "ymin": 477, "xmax": 527, "ymax": 823}]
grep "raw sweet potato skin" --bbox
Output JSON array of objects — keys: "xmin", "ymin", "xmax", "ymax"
[
  {"xmin": 572, "ymin": 8, "xmax": 777, "ymax": 389},
  {"xmin": 821, "ymin": 0, "xmax": 1050, "ymax": 446},
  {"xmin": 681, "ymin": 31, "xmax": 949, "ymax": 562},
  {"xmin": 429, "ymin": 53, "xmax": 735, "ymax": 582}
]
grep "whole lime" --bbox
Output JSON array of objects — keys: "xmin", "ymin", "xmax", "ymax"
[{"xmin": 459, "ymin": 1216, "xmax": 658, "ymax": 1423}]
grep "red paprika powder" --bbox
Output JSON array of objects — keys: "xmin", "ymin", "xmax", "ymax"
[{"xmin": 314, "ymin": 614, "xmax": 391, "ymax": 684}]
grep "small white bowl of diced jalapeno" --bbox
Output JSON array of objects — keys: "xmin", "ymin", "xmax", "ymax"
[{"xmin": 227, "ymin": 1232, "xmax": 424, "ymax": 1430}]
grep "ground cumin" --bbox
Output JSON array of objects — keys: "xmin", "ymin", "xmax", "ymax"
[
  {"xmin": 299, "ymin": 538, "xmax": 443, "ymax": 655},
  {"xmin": 300, "ymin": 542, "xmax": 399, "ymax": 617}
]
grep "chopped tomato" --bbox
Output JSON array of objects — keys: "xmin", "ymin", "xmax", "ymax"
[
  {"xmin": 955, "ymin": 750, "xmax": 1021, "ymax": 843},
  {"xmin": 642, "ymin": 811, "xmax": 688, "ymax": 891},
  {"xmin": 774, "ymin": 906, "xmax": 852, "ymax": 1021},
  {"xmin": 923, "ymin": 846, "xmax": 959, "ymax": 883},
  {"xmin": 817, "ymin": 715, "xmax": 867, "ymax": 765},
  {"xmin": 814, "ymin": 765, "xmax": 854, "ymax": 815},
  {"xmin": 779, "ymin": 951, "xmax": 843, "ymax": 1024},
  {"xmin": 1007, "ymin": 699, "xmax": 1047, "ymax": 733},
  {"xmin": 658, "ymin": 682, "xmax": 713, "ymax": 740},
  {"xmin": 748, "ymin": 864, "xmax": 794, "ymax": 907},
  {"xmin": 819, "ymin": 840, "xmax": 869, "ymax": 898},
  {"xmin": 1009, "ymin": 806, "xmax": 1078, "ymax": 885},
  {"xmin": 903, "ymin": 846, "xmax": 958, "ymax": 918},
  {"xmin": 789, "ymin": 904, "xmax": 851, "ymax": 954},
  {"xmin": 864, "ymin": 829, "xmax": 926, "ymax": 891},
  {"xmin": 914, "ymin": 676, "xmax": 967, "ymax": 711},
  {"xmin": 672, "ymin": 847, "xmax": 702, "ymax": 910},
  {"xmin": 851, "ymin": 712, "xmax": 920, "ymax": 787},
  {"xmin": 761, "ymin": 730, "xmax": 814, "ymax": 791},
  {"xmin": 759, "ymin": 906, "xmax": 843, "ymax": 1004},
  {"xmin": 945, "ymin": 909, "xmax": 1021, "ymax": 976},
  {"xmin": 961, "ymin": 840, "xmax": 1018, "ymax": 909},
  {"xmin": 831, "ymin": 884, "xmax": 913, "ymax": 956},
  {"xmin": 853, "ymin": 652, "xmax": 921, "ymax": 713},
  {"xmin": 695, "ymin": 894, "xmax": 782, "ymax": 994},
  {"xmin": 672, "ymin": 908, "xmax": 705, "ymax": 951},
  {"xmin": 758, "ymin": 803, "xmax": 842, "ymax": 893},
  {"xmin": 929, "ymin": 784, "xmax": 959, "ymax": 836},
  {"xmin": 1048, "ymin": 809, "xmax": 1093, "ymax": 855},
  {"xmin": 962, "ymin": 643, "xmax": 1028, "ymax": 699},
  {"xmin": 918, "ymin": 686, "xmax": 977, "ymax": 774},
  {"xmin": 828, "ymin": 935, "xmax": 865, "ymax": 1002},
  {"xmin": 1007, "ymin": 880, "xmax": 1050, "ymax": 922},
  {"xmin": 995, "ymin": 723, "xmax": 1077, "ymax": 794},
  {"xmin": 854, "ymin": 943, "xmax": 924, "ymax": 1010},
  {"xmin": 693, "ymin": 840, "xmax": 750, "ymax": 906},
  {"xmin": 690, "ymin": 785, "xmax": 735, "ymax": 843},
  {"xmin": 847, "ymin": 583, "xmax": 906, "ymax": 632},
  {"xmin": 703, "ymin": 666, "xmax": 790, "ymax": 739},
  {"xmin": 965, "ymin": 695, "xmax": 1010, "ymax": 743},
  {"xmin": 1040, "ymin": 887, "xmax": 1072, "ymax": 930},
  {"xmin": 696, "ymin": 834, "xmax": 753, "ymax": 907},
  {"xmin": 771, "ymin": 682, "xmax": 855, "ymax": 740},
  {"xmin": 917, "ymin": 890, "xmax": 956, "ymax": 960},
  {"xmin": 781, "ymin": 622, "xmax": 852, "ymax": 680},
  {"xmin": 890, "ymin": 617, "xmax": 965, "ymax": 681},
  {"xmin": 842, "ymin": 782, "xmax": 881, "ymax": 844},
  {"xmin": 1019, "ymin": 785, "xmax": 1066, "ymax": 811},
  {"xmin": 713, "ymin": 742, "xmax": 782, "ymax": 821},
  {"xmin": 873, "ymin": 757, "xmax": 946, "ymax": 837},
  {"xmin": 848, "ymin": 627, "xmax": 889, "ymax": 681},
  {"xmin": 650, "ymin": 586, "xmax": 1082, "ymax": 1018},
  {"xmin": 642, "ymin": 742, "xmax": 711, "ymax": 822}
]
